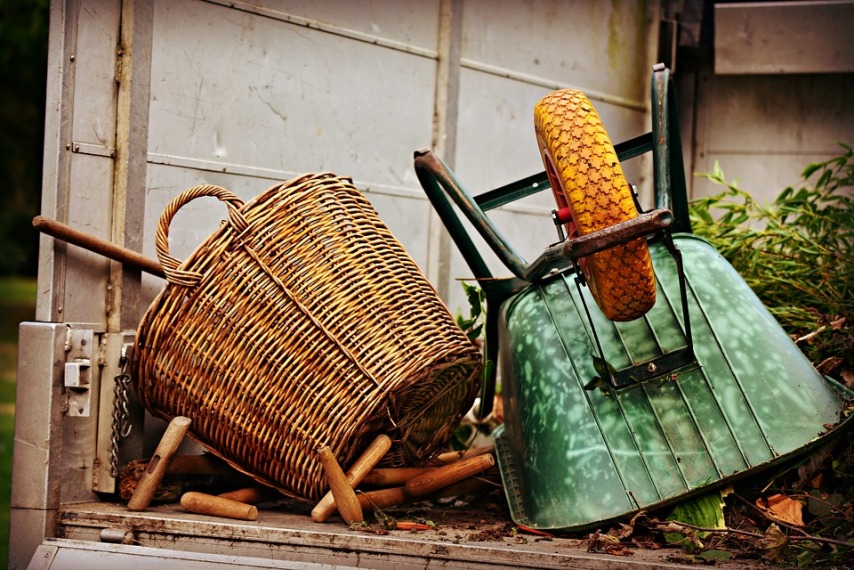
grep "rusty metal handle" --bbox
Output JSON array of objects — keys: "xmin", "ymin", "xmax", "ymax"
[
  {"xmin": 33, "ymin": 215, "xmax": 165, "ymax": 278},
  {"xmin": 523, "ymin": 209, "xmax": 674, "ymax": 283}
]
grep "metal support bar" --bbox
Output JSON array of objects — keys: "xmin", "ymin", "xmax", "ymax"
[
  {"xmin": 524, "ymin": 209, "xmax": 674, "ymax": 283},
  {"xmin": 579, "ymin": 229, "xmax": 696, "ymax": 391}
]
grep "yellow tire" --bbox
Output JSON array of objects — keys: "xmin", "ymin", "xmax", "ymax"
[{"xmin": 534, "ymin": 89, "xmax": 656, "ymax": 321}]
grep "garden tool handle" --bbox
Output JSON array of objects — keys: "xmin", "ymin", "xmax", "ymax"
[
  {"xmin": 360, "ymin": 467, "xmax": 433, "ymax": 486},
  {"xmin": 524, "ymin": 208, "xmax": 674, "ymax": 283},
  {"xmin": 127, "ymin": 416, "xmax": 191, "ymax": 511},
  {"xmin": 33, "ymin": 215, "xmax": 165, "ymax": 278},
  {"xmin": 316, "ymin": 446, "xmax": 363, "ymax": 524},
  {"xmin": 311, "ymin": 434, "xmax": 392, "ymax": 522},
  {"xmin": 405, "ymin": 453, "xmax": 495, "ymax": 497},
  {"xmin": 154, "ymin": 185, "xmax": 245, "ymax": 287},
  {"xmin": 180, "ymin": 491, "xmax": 258, "ymax": 521},
  {"xmin": 415, "ymin": 149, "xmax": 525, "ymax": 423}
]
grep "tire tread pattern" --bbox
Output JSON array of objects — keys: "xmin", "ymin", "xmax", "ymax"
[{"xmin": 534, "ymin": 89, "xmax": 656, "ymax": 321}]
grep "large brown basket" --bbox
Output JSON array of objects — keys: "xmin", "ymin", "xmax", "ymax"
[{"xmin": 133, "ymin": 173, "xmax": 482, "ymax": 501}]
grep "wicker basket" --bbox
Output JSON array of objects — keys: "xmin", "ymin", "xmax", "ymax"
[{"xmin": 133, "ymin": 173, "xmax": 482, "ymax": 500}]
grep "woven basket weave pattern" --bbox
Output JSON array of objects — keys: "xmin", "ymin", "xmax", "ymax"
[{"xmin": 134, "ymin": 173, "xmax": 482, "ymax": 500}]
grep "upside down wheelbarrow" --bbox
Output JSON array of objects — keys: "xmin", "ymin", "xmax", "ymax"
[{"xmin": 414, "ymin": 65, "xmax": 852, "ymax": 531}]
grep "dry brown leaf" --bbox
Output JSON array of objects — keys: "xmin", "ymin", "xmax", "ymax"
[
  {"xmin": 756, "ymin": 494, "xmax": 805, "ymax": 527},
  {"xmin": 817, "ymin": 356, "xmax": 844, "ymax": 374},
  {"xmin": 610, "ymin": 522, "xmax": 634, "ymax": 540},
  {"xmin": 794, "ymin": 441, "xmax": 835, "ymax": 489},
  {"xmin": 830, "ymin": 316, "xmax": 846, "ymax": 330},
  {"xmin": 755, "ymin": 523, "xmax": 788, "ymax": 561},
  {"xmin": 587, "ymin": 529, "xmax": 634, "ymax": 556},
  {"xmin": 841, "ymin": 369, "xmax": 854, "ymax": 389}
]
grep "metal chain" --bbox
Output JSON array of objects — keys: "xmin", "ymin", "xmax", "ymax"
[{"xmin": 109, "ymin": 354, "xmax": 133, "ymax": 478}]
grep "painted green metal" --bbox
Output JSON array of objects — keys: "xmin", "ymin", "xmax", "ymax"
[
  {"xmin": 493, "ymin": 234, "xmax": 849, "ymax": 530},
  {"xmin": 414, "ymin": 65, "xmax": 851, "ymax": 531},
  {"xmin": 651, "ymin": 66, "xmax": 692, "ymax": 233}
]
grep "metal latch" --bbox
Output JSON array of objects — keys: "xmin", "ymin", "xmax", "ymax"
[{"xmin": 64, "ymin": 327, "xmax": 94, "ymax": 416}]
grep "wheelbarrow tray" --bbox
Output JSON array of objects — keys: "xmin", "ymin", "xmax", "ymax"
[{"xmin": 493, "ymin": 233, "xmax": 851, "ymax": 531}]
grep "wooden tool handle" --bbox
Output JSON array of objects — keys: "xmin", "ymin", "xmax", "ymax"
[
  {"xmin": 33, "ymin": 215, "xmax": 165, "ymax": 278},
  {"xmin": 434, "ymin": 445, "xmax": 495, "ymax": 465},
  {"xmin": 405, "ymin": 453, "xmax": 494, "ymax": 497},
  {"xmin": 311, "ymin": 434, "xmax": 391, "ymax": 523},
  {"xmin": 218, "ymin": 486, "xmax": 277, "ymax": 504},
  {"xmin": 361, "ymin": 467, "xmax": 433, "ymax": 487},
  {"xmin": 181, "ymin": 491, "xmax": 258, "ymax": 521},
  {"xmin": 356, "ymin": 486, "xmax": 408, "ymax": 510},
  {"xmin": 127, "ymin": 416, "xmax": 191, "ymax": 511},
  {"xmin": 316, "ymin": 446, "xmax": 363, "ymax": 524},
  {"xmin": 357, "ymin": 477, "xmax": 492, "ymax": 511}
]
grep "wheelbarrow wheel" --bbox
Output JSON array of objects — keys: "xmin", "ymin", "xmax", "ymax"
[{"xmin": 534, "ymin": 89, "xmax": 656, "ymax": 321}]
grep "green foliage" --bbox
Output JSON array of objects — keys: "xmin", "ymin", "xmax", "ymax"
[
  {"xmin": 452, "ymin": 281, "xmax": 499, "ymax": 444},
  {"xmin": 455, "ymin": 281, "xmax": 486, "ymax": 341},
  {"xmin": 454, "ymin": 281, "xmax": 496, "ymax": 389},
  {"xmin": 0, "ymin": 0, "xmax": 50, "ymax": 276},
  {"xmin": 664, "ymin": 491, "xmax": 726, "ymax": 550},
  {"xmin": 690, "ymin": 145, "xmax": 853, "ymax": 368},
  {"xmin": 0, "ymin": 278, "xmax": 34, "ymax": 569}
]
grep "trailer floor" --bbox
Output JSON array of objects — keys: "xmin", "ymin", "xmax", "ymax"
[{"xmin": 55, "ymin": 495, "xmax": 773, "ymax": 569}]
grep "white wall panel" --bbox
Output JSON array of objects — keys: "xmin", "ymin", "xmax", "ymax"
[
  {"xmin": 445, "ymin": 0, "xmax": 657, "ymax": 312},
  {"xmin": 70, "ymin": 1, "xmax": 120, "ymax": 150},
  {"xmin": 690, "ymin": 72, "xmax": 854, "ymax": 203},
  {"xmin": 461, "ymin": 0, "xmax": 651, "ymax": 105},
  {"xmin": 212, "ymin": 0, "xmax": 441, "ymax": 51},
  {"xmin": 148, "ymin": 0, "xmax": 437, "ymax": 186}
]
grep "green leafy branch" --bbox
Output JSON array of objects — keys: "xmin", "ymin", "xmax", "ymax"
[
  {"xmin": 455, "ymin": 281, "xmax": 486, "ymax": 342},
  {"xmin": 689, "ymin": 144, "xmax": 853, "ymax": 370}
]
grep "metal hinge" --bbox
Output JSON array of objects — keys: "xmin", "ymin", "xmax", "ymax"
[{"xmin": 63, "ymin": 327, "xmax": 95, "ymax": 417}]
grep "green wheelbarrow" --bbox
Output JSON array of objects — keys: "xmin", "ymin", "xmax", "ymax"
[{"xmin": 413, "ymin": 65, "xmax": 852, "ymax": 531}]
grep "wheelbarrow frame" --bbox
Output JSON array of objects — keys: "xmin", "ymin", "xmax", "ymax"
[
  {"xmin": 414, "ymin": 65, "xmax": 692, "ymax": 417},
  {"xmin": 414, "ymin": 65, "xmax": 853, "ymax": 531}
]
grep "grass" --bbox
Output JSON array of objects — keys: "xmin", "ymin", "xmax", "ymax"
[{"xmin": 0, "ymin": 276, "xmax": 36, "ymax": 570}]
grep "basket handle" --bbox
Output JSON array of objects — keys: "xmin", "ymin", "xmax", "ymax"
[{"xmin": 155, "ymin": 184, "xmax": 246, "ymax": 287}]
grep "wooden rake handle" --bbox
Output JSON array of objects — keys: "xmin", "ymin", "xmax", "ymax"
[{"xmin": 33, "ymin": 215, "xmax": 165, "ymax": 278}]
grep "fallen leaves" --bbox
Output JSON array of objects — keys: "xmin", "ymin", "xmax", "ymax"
[
  {"xmin": 794, "ymin": 442, "xmax": 835, "ymax": 490},
  {"xmin": 587, "ymin": 529, "xmax": 634, "ymax": 556},
  {"xmin": 817, "ymin": 356, "xmax": 845, "ymax": 374},
  {"xmin": 755, "ymin": 494, "xmax": 805, "ymax": 527},
  {"xmin": 755, "ymin": 523, "xmax": 788, "ymax": 561}
]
